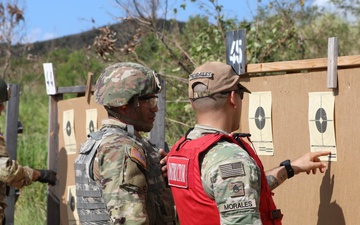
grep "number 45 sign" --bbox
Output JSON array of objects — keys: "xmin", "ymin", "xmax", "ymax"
[{"xmin": 226, "ymin": 29, "xmax": 246, "ymax": 75}]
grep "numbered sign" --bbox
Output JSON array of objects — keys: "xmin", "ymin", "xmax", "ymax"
[
  {"xmin": 226, "ymin": 29, "xmax": 246, "ymax": 75},
  {"xmin": 43, "ymin": 63, "xmax": 57, "ymax": 95}
]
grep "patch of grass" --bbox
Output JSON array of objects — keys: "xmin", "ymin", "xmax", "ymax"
[{"xmin": 12, "ymin": 91, "xmax": 49, "ymax": 224}]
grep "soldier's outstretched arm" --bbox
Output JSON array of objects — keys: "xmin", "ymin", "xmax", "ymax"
[
  {"xmin": 265, "ymin": 151, "xmax": 331, "ymax": 190},
  {"xmin": 0, "ymin": 157, "xmax": 57, "ymax": 189}
]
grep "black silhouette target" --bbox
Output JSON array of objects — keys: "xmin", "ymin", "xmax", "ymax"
[
  {"xmin": 66, "ymin": 121, "xmax": 72, "ymax": 136},
  {"xmin": 315, "ymin": 108, "xmax": 327, "ymax": 133},
  {"xmin": 255, "ymin": 106, "xmax": 266, "ymax": 130},
  {"xmin": 89, "ymin": 120, "xmax": 95, "ymax": 133}
]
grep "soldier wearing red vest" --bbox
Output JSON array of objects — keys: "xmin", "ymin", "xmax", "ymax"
[{"xmin": 167, "ymin": 61, "xmax": 330, "ymax": 225}]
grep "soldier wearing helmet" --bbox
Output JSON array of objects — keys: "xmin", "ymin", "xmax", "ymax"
[
  {"xmin": 93, "ymin": 62, "xmax": 163, "ymax": 132},
  {"xmin": 0, "ymin": 78, "xmax": 57, "ymax": 224},
  {"xmin": 77, "ymin": 62, "xmax": 176, "ymax": 224}
]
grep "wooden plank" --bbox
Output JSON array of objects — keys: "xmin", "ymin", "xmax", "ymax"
[
  {"xmin": 327, "ymin": 37, "xmax": 338, "ymax": 88},
  {"xmin": 85, "ymin": 72, "xmax": 93, "ymax": 104},
  {"xmin": 47, "ymin": 94, "xmax": 62, "ymax": 225},
  {"xmin": 338, "ymin": 55, "xmax": 360, "ymax": 67},
  {"xmin": 57, "ymin": 86, "xmax": 87, "ymax": 94},
  {"xmin": 247, "ymin": 55, "xmax": 360, "ymax": 74}
]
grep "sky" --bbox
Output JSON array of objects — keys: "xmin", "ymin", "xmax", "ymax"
[
  {"xmin": 22, "ymin": 0, "xmax": 327, "ymax": 43},
  {"xmin": 22, "ymin": 0, "xmax": 259, "ymax": 43}
]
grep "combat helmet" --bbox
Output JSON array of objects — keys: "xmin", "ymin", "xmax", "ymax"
[
  {"xmin": 0, "ymin": 78, "xmax": 10, "ymax": 104},
  {"xmin": 94, "ymin": 62, "xmax": 162, "ymax": 107}
]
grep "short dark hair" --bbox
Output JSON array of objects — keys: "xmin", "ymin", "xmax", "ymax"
[{"xmin": 191, "ymin": 83, "xmax": 229, "ymax": 113}]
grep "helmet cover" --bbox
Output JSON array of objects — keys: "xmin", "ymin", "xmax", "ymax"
[{"xmin": 94, "ymin": 62, "xmax": 162, "ymax": 107}]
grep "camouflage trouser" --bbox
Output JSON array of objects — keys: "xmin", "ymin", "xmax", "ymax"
[
  {"xmin": 0, "ymin": 183, "xmax": 6, "ymax": 225},
  {"xmin": 0, "ymin": 133, "xmax": 7, "ymax": 225},
  {"xmin": 0, "ymin": 203, "xmax": 5, "ymax": 225}
]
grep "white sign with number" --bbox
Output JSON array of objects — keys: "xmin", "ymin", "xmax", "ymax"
[
  {"xmin": 229, "ymin": 39, "xmax": 243, "ymax": 64},
  {"xmin": 226, "ymin": 29, "xmax": 246, "ymax": 75},
  {"xmin": 43, "ymin": 63, "xmax": 57, "ymax": 95}
]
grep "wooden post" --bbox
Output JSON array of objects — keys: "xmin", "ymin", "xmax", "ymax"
[
  {"xmin": 149, "ymin": 80, "xmax": 167, "ymax": 151},
  {"xmin": 4, "ymin": 84, "xmax": 20, "ymax": 225},
  {"xmin": 46, "ymin": 94, "xmax": 62, "ymax": 225},
  {"xmin": 327, "ymin": 37, "xmax": 338, "ymax": 88},
  {"xmin": 85, "ymin": 72, "xmax": 93, "ymax": 104}
]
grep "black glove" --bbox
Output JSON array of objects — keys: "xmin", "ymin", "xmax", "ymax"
[{"xmin": 37, "ymin": 170, "xmax": 57, "ymax": 186}]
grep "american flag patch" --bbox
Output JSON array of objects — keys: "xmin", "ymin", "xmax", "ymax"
[
  {"xmin": 219, "ymin": 162, "xmax": 245, "ymax": 179},
  {"xmin": 130, "ymin": 147, "xmax": 146, "ymax": 168}
]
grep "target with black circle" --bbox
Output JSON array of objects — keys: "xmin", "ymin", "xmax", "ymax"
[
  {"xmin": 67, "ymin": 186, "xmax": 80, "ymax": 222},
  {"xmin": 255, "ymin": 106, "xmax": 266, "ymax": 130},
  {"xmin": 66, "ymin": 121, "xmax": 72, "ymax": 136},
  {"xmin": 308, "ymin": 92, "xmax": 337, "ymax": 161},
  {"xmin": 86, "ymin": 109, "xmax": 98, "ymax": 134},
  {"xmin": 88, "ymin": 120, "xmax": 95, "ymax": 133},
  {"xmin": 248, "ymin": 92, "xmax": 274, "ymax": 155},
  {"xmin": 63, "ymin": 109, "xmax": 77, "ymax": 154},
  {"xmin": 310, "ymin": 107, "xmax": 333, "ymax": 146},
  {"xmin": 315, "ymin": 107, "xmax": 327, "ymax": 134},
  {"xmin": 308, "ymin": 92, "xmax": 336, "ymax": 148}
]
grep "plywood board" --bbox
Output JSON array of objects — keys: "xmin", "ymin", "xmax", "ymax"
[
  {"xmin": 239, "ymin": 67, "xmax": 360, "ymax": 225},
  {"xmin": 57, "ymin": 96, "xmax": 106, "ymax": 225}
]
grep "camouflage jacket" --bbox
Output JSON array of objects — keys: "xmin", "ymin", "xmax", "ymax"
[
  {"xmin": 188, "ymin": 124, "xmax": 262, "ymax": 225},
  {"xmin": 93, "ymin": 118, "xmax": 175, "ymax": 225},
  {"xmin": 0, "ymin": 132, "xmax": 34, "ymax": 223}
]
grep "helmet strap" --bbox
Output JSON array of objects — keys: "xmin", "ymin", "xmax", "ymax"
[{"xmin": 105, "ymin": 106, "xmax": 122, "ymax": 120}]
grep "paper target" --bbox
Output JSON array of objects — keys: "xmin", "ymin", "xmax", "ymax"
[
  {"xmin": 63, "ymin": 109, "xmax": 77, "ymax": 154},
  {"xmin": 86, "ymin": 109, "xmax": 98, "ymax": 135},
  {"xmin": 308, "ymin": 92, "xmax": 337, "ymax": 161},
  {"xmin": 67, "ymin": 185, "xmax": 80, "ymax": 224},
  {"xmin": 248, "ymin": 92, "xmax": 274, "ymax": 155}
]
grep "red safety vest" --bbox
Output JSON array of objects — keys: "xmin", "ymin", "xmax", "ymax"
[{"xmin": 167, "ymin": 132, "xmax": 282, "ymax": 225}]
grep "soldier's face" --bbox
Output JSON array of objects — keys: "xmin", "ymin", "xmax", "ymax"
[{"xmin": 127, "ymin": 94, "xmax": 159, "ymax": 132}]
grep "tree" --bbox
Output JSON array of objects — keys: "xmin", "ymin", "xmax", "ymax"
[{"xmin": 0, "ymin": 0, "xmax": 25, "ymax": 79}]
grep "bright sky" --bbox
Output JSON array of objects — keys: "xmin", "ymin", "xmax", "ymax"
[
  {"xmin": 23, "ymin": 0, "xmax": 260, "ymax": 43},
  {"xmin": 23, "ymin": 0, "xmax": 327, "ymax": 43}
]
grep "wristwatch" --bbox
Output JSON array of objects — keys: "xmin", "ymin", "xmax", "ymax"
[{"xmin": 279, "ymin": 159, "xmax": 294, "ymax": 179}]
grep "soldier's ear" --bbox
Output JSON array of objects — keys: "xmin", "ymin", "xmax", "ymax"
[
  {"xmin": 118, "ymin": 105, "xmax": 130, "ymax": 114},
  {"xmin": 189, "ymin": 100, "xmax": 195, "ymax": 110}
]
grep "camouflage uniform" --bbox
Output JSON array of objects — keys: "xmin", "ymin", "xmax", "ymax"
[
  {"xmin": 88, "ymin": 62, "xmax": 175, "ymax": 225},
  {"xmin": 0, "ymin": 133, "xmax": 34, "ymax": 224},
  {"xmin": 92, "ymin": 118, "xmax": 175, "ymax": 225},
  {"xmin": 188, "ymin": 124, "xmax": 262, "ymax": 225}
]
